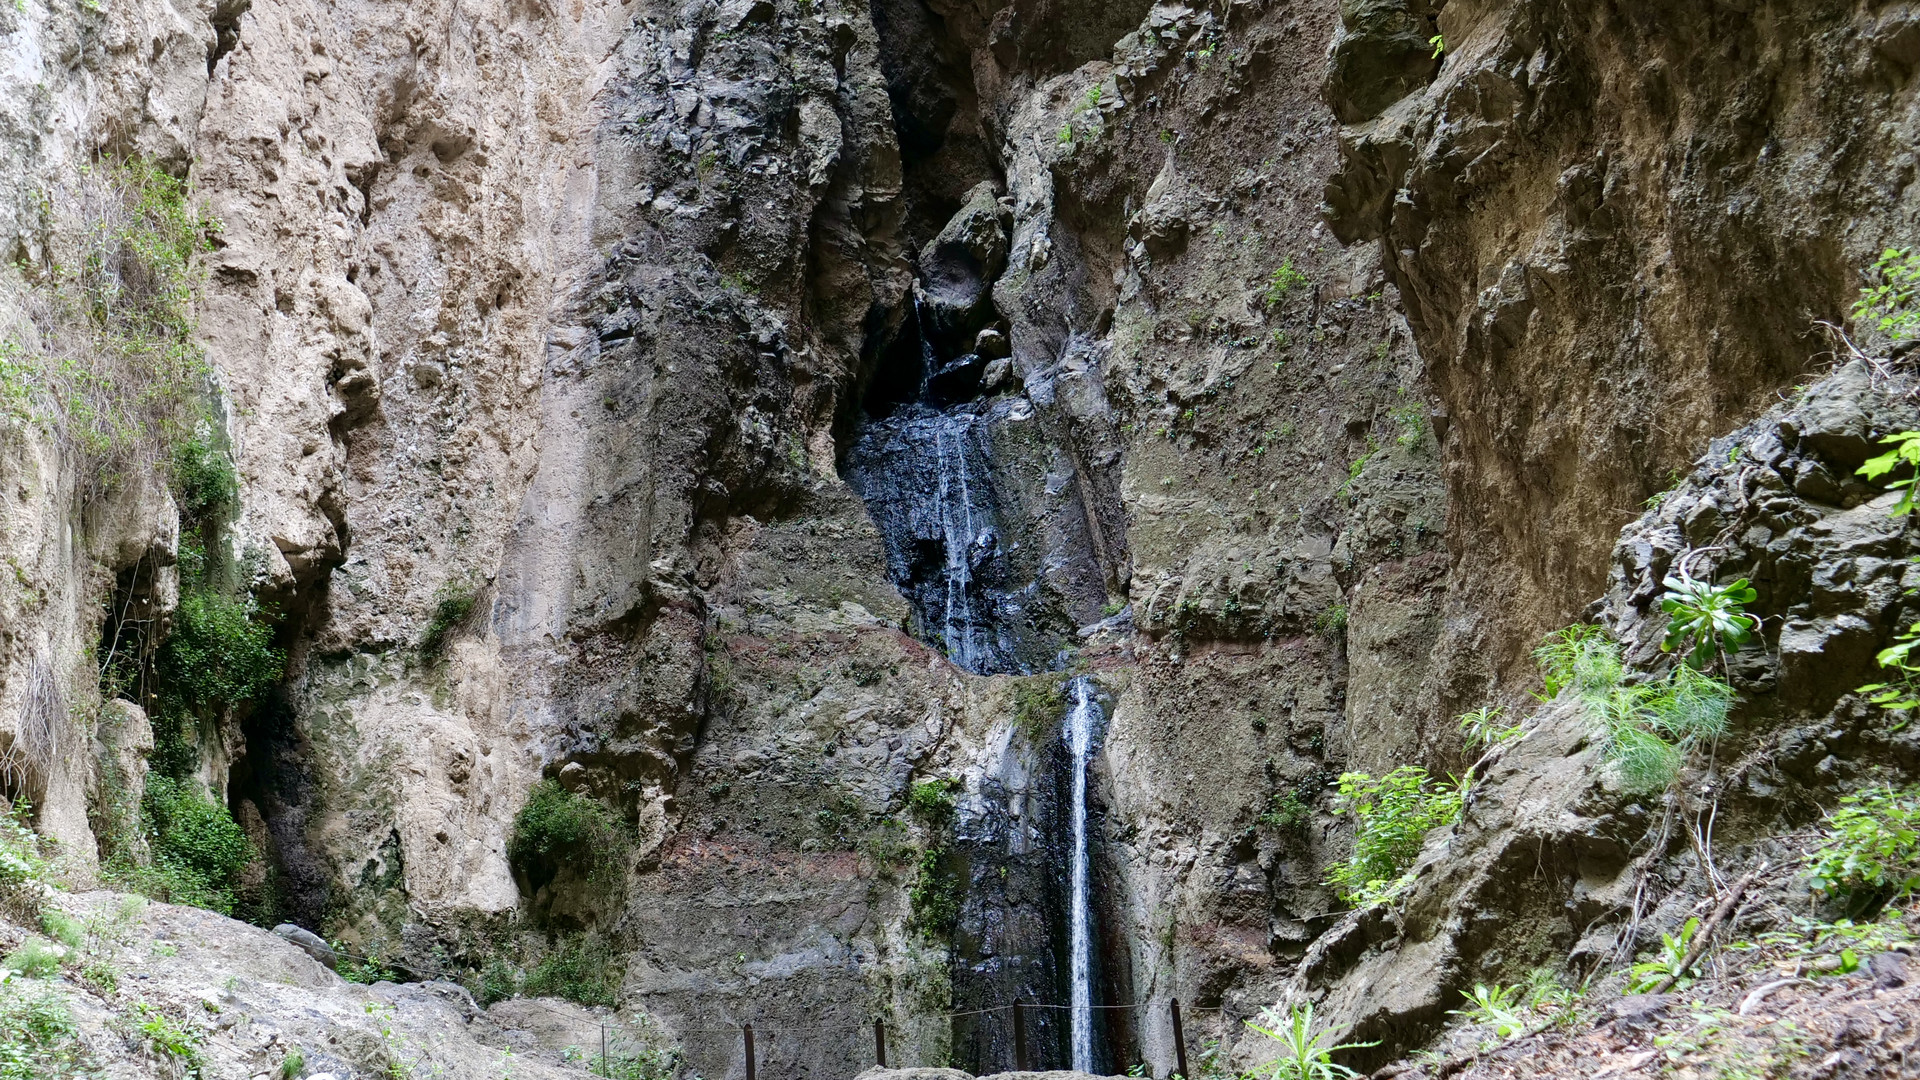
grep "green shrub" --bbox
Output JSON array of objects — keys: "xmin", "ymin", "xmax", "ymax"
[
  {"xmin": 507, "ymin": 780, "xmax": 627, "ymax": 889},
  {"xmin": 1325, "ymin": 766, "xmax": 1464, "ymax": 906},
  {"xmin": 130, "ymin": 775, "xmax": 255, "ymax": 915},
  {"xmin": 0, "ymin": 807, "xmax": 50, "ymax": 923},
  {"xmin": 419, "ymin": 583, "xmax": 480, "ymax": 659},
  {"xmin": 168, "ymin": 431, "xmax": 236, "ymax": 523},
  {"xmin": 1805, "ymin": 783, "xmax": 1920, "ymax": 912},
  {"xmin": 2, "ymin": 938, "xmax": 64, "ymax": 979},
  {"xmin": 1626, "ymin": 917, "xmax": 1700, "ymax": 993},
  {"xmin": 156, "ymin": 589, "xmax": 283, "ymax": 724},
  {"xmin": 598, "ymin": 1039, "xmax": 683, "ymax": 1080},
  {"xmin": 1862, "ymin": 616, "xmax": 1920, "ymax": 719},
  {"xmin": 908, "ymin": 846, "xmax": 962, "ymax": 936},
  {"xmin": 907, "ymin": 778, "xmax": 959, "ymax": 823},
  {"xmin": 1259, "ymin": 790, "xmax": 1311, "ymax": 832},
  {"xmin": 11, "ymin": 158, "xmax": 219, "ymax": 488},
  {"xmin": 1860, "ymin": 430, "xmax": 1920, "ymax": 518},
  {"xmin": 0, "ymin": 982, "xmax": 84, "ymax": 1080},
  {"xmin": 521, "ymin": 938, "xmax": 621, "ymax": 1008},
  {"xmin": 37, "ymin": 911, "xmax": 81, "ymax": 951}
]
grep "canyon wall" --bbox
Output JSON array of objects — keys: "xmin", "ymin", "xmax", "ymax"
[{"xmin": 5, "ymin": 0, "xmax": 1920, "ymax": 1077}]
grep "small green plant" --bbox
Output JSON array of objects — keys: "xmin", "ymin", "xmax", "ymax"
[
  {"xmin": 1057, "ymin": 124, "xmax": 1074, "ymax": 145},
  {"xmin": 1259, "ymin": 790, "xmax": 1311, "ymax": 831},
  {"xmin": 277, "ymin": 1048, "xmax": 306, "ymax": 1080},
  {"xmin": 134, "ymin": 1001, "xmax": 206, "ymax": 1078},
  {"xmin": 908, "ymin": 777, "xmax": 959, "ymax": 823},
  {"xmin": 1804, "ymin": 783, "xmax": 1920, "ymax": 912},
  {"xmin": 1448, "ymin": 984, "xmax": 1527, "ymax": 1039},
  {"xmin": 1243, "ymin": 1002, "xmax": 1376, "ymax": 1080},
  {"xmin": 337, "ymin": 941, "xmax": 399, "ymax": 985},
  {"xmin": 1457, "ymin": 707, "xmax": 1524, "ymax": 753},
  {"xmin": 2, "ymin": 938, "xmax": 64, "ymax": 979},
  {"xmin": 0, "ymin": 981, "xmax": 85, "ymax": 1080},
  {"xmin": 420, "ymin": 582, "xmax": 480, "ymax": 659},
  {"xmin": 1429, "ymin": 33, "xmax": 1446, "ymax": 58},
  {"xmin": 1325, "ymin": 766, "xmax": 1464, "ymax": 906},
  {"xmin": 1859, "ymin": 430, "xmax": 1920, "ymax": 516},
  {"xmin": 1626, "ymin": 916, "xmax": 1700, "ymax": 993},
  {"xmin": 153, "ymin": 587, "xmax": 284, "ymax": 755},
  {"xmin": 1862, "ymin": 618, "xmax": 1920, "ymax": 723},
  {"xmin": 1390, "ymin": 404, "xmax": 1427, "ymax": 449},
  {"xmin": 1854, "ymin": 248, "xmax": 1920, "ymax": 341},
  {"xmin": 1264, "ymin": 260, "xmax": 1312, "ymax": 306},
  {"xmin": 1658, "ymin": 572, "xmax": 1758, "ymax": 669},
  {"xmin": 1314, "ymin": 604, "xmax": 1348, "ymax": 637},
  {"xmin": 596, "ymin": 1037, "xmax": 683, "ymax": 1080}
]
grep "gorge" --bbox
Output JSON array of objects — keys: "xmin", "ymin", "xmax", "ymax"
[{"xmin": 2, "ymin": 1, "xmax": 1920, "ymax": 1079}]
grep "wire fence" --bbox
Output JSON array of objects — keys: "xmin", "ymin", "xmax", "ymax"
[{"xmin": 321, "ymin": 940, "xmax": 1231, "ymax": 1078}]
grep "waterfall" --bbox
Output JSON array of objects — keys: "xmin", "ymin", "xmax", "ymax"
[
  {"xmin": 934, "ymin": 420, "xmax": 983, "ymax": 672},
  {"xmin": 1066, "ymin": 675, "xmax": 1099, "ymax": 1073}
]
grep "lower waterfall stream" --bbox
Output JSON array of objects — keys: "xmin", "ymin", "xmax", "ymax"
[{"xmin": 1066, "ymin": 675, "xmax": 1099, "ymax": 1073}]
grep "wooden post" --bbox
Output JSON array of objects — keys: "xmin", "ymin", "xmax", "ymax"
[
  {"xmin": 1170, "ymin": 1000, "xmax": 1189, "ymax": 1080},
  {"xmin": 744, "ymin": 1024, "xmax": 756, "ymax": 1080},
  {"xmin": 1012, "ymin": 999, "xmax": 1029, "ymax": 1072},
  {"xmin": 602, "ymin": 1024, "xmax": 610, "ymax": 1078},
  {"xmin": 874, "ymin": 1018, "xmax": 887, "ymax": 1068}
]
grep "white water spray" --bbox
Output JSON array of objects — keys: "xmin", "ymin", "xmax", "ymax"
[{"xmin": 1066, "ymin": 675, "xmax": 1099, "ymax": 1072}]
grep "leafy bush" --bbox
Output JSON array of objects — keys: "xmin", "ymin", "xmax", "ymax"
[
  {"xmin": 131, "ymin": 775, "xmax": 255, "ymax": 915},
  {"xmin": 521, "ymin": 938, "xmax": 622, "ymax": 1008},
  {"xmin": 908, "ymin": 846, "xmax": 962, "ymax": 936},
  {"xmin": 0, "ymin": 981, "xmax": 84, "ymax": 1080},
  {"xmin": 168, "ymin": 431, "xmax": 237, "ymax": 523},
  {"xmin": 1658, "ymin": 574, "xmax": 1758, "ymax": 670},
  {"xmin": 1805, "ymin": 783, "xmax": 1920, "ymax": 911},
  {"xmin": 1862, "ymin": 618, "xmax": 1920, "ymax": 719},
  {"xmin": 155, "ymin": 589, "xmax": 283, "ymax": 734},
  {"xmin": 1853, "ymin": 247, "xmax": 1920, "ymax": 342},
  {"xmin": 419, "ymin": 583, "xmax": 480, "ymax": 659},
  {"xmin": 1260, "ymin": 790, "xmax": 1311, "ymax": 832},
  {"xmin": 907, "ymin": 777, "xmax": 959, "ymax": 823},
  {"xmin": 1243, "ymin": 1002, "xmax": 1375, "ymax": 1080},
  {"xmin": 1325, "ymin": 766, "xmax": 1464, "ymax": 906},
  {"xmin": 507, "ymin": 780, "xmax": 628, "ymax": 889},
  {"xmin": 1859, "ymin": 430, "xmax": 1920, "ymax": 517},
  {"xmin": 0, "ymin": 808, "xmax": 50, "ymax": 923}
]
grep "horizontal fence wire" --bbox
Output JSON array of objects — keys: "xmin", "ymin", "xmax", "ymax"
[{"xmin": 321, "ymin": 940, "xmax": 1233, "ymax": 1067}]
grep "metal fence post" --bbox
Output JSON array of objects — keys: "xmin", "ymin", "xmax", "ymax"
[
  {"xmin": 874, "ymin": 1018, "xmax": 887, "ymax": 1068},
  {"xmin": 744, "ymin": 1024, "xmax": 757, "ymax": 1080},
  {"xmin": 1171, "ymin": 999, "xmax": 1189, "ymax": 1080},
  {"xmin": 1012, "ymin": 999, "xmax": 1029, "ymax": 1072}
]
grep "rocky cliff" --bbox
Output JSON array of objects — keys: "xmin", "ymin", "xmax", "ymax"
[{"xmin": 3, "ymin": 0, "xmax": 1920, "ymax": 1078}]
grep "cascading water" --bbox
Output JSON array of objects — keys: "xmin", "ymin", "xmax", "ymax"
[
  {"xmin": 1065, "ymin": 675, "xmax": 1100, "ymax": 1073},
  {"xmin": 845, "ymin": 275, "xmax": 1126, "ymax": 1071}
]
